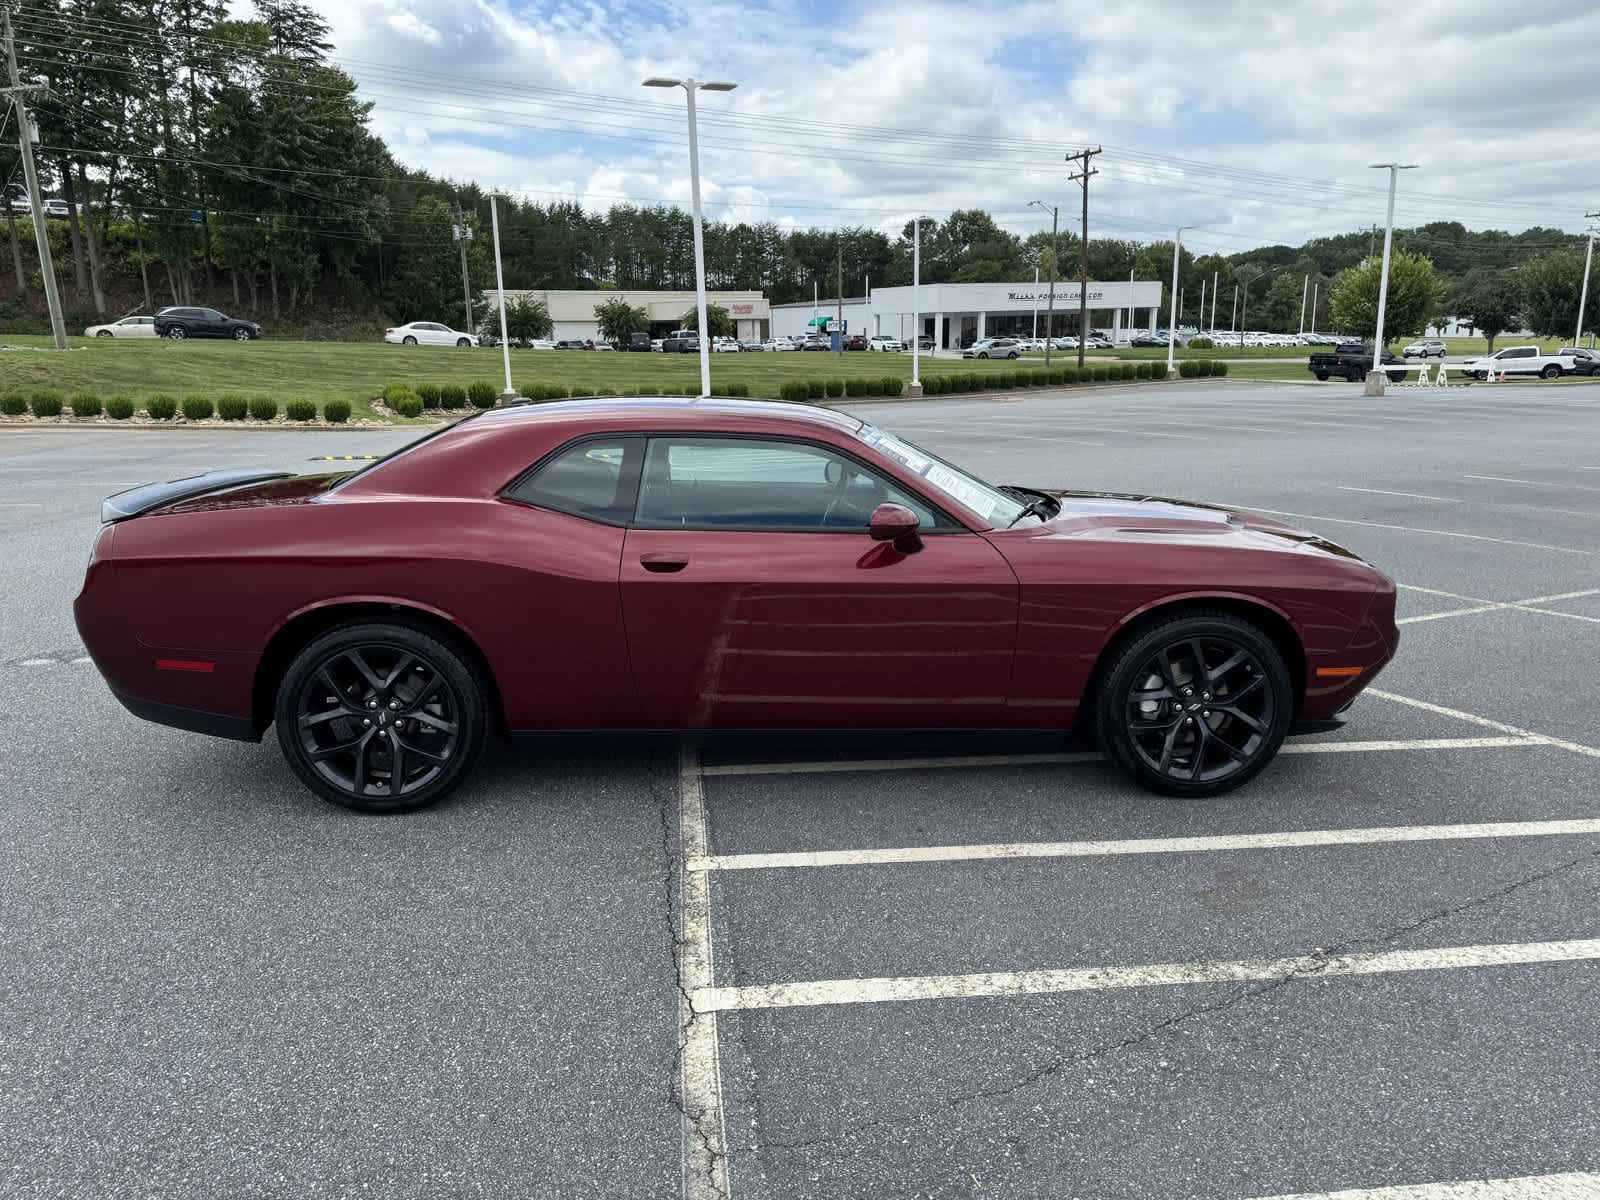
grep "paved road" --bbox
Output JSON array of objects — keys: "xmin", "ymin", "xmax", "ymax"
[{"xmin": 3, "ymin": 381, "xmax": 1599, "ymax": 1198}]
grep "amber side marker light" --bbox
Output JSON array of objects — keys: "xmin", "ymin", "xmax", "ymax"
[
  {"xmin": 156, "ymin": 659, "xmax": 215, "ymax": 673},
  {"xmin": 1315, "ymin": 666, "xmax": 1364, "ymax": 678}
]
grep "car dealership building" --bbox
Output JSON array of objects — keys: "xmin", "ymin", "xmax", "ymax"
[
  {"xmin": 487, "ymin": 289, "xmax": 771, "ymax": 343},
  {"xmin": 771, "ymin": 280, "xmax": 1165, "ymax": 348}
]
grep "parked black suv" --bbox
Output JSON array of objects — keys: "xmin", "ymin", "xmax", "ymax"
[
  {"xmin": 153, "ymin": 306, "xmax": 261, "ymax": 341},
  {"xmin": 625, "ymin": 332, "xmax": 652, "ymax": 352}
]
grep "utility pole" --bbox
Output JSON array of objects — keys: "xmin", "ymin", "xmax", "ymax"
[
  {"xmin": 1310, "ymin": 280, "xmax": 1319, "ymax": 336},
  {"xmin": 1298, "ymin": 273, "xmax": 1309, "ymax": 335},
  {"xmin": 1066, "ymin": 146, "xmax": 1102, "ymax": 369},
  {"xmin": 1576, "ymin": 212, "xmax": 1599, "ymax": 348},
  {"xmin": 453, "ymin": 206, "xmax": 474, "ymax": 334},
  {"xmin": 3, "ymin": 9, "xmax": 67, "ymax": 350},
  {"xmin": 1210, "ymin": 270, "xmax": 1218, "ymax": 334}
]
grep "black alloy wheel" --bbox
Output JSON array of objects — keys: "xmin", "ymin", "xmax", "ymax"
[
  {"xmin": 1541, "ymin": 365, "xmax": 1560, "ymax": 379},
  {"xmin": 1097, "ymin": 613, "xmax": 1291, "ymax": 797},
  {"xmin": 233, "ymin": 326, "xmax": 251, "ymax": 341},
  {"xmin": 167, "ymin": 326, "xmax": 186, "ymax": 339},
  {"xmin": 275, "ymin": 622, "xmax": 488, "ymax": 813}
]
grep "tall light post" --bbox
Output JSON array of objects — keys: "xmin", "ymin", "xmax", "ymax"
[
  {"xmin": 1166, "ymin": 226, "xmax": 1192, "ymax": 379},
  {"xmin": 1365, "ymin": 162, "xmax": 1419, "ymax": 396},
  {"xmin": 1575, "ymin": 213, "xmax": 1598, "ymax": 347},
  {"xmin": 1029, "ymin": 199, "xmax": 1057, "ymax": 366},
  {"xmin": 1235, "ymin": 266, "xmax": 1262, "ymax": 349},
  {"xmin": 644, "ymin": 76, "xmax": 737, "ymax": 397},
  {"xmin": 488, "ymin": 193, "xmax": 514, "ymax": 404},
  {"xmin": 911, "ymin": 217, "xmax": 922, "ymax": 395}
]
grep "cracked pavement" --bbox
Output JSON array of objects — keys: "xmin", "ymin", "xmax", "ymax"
[{"xmin": 5, "ymin": 383, "xmax": 1600, "ymax": 1198}]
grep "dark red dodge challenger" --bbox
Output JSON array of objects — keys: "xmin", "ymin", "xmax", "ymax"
[{"xmin": 76, "ymin": 398, "xmax": 1397, "ymax": 812}]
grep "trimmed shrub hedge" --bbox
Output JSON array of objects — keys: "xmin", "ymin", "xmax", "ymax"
[
  {"xmin": 389, "ymin": 395, "xmax": 422, "ymax": 418},
  {"xmin": 381, "ymin": 383, "xmax": 412, "ymax": 404},
  {"xmin": 1060, "ymin": 366, "xmax": 1079, "ymax": 384},
  {"xmin": 468, "ymin": 380, "xmax": 497, "ymax": 408},
  {"xmin": 880, "ymin": 376, "xmax": 904, "ymax": 397},
  {"xmin": 1121, "ymin": 364, "xmax": 1138, "ymax": 380},
  {"xmin": 845, "ymin": 378, "xmax": 868, "ymax": 397},
  {"xmin": 524, "ymin": 383, "xmax": 571, "ymax": 401},
  {"xmin": 1178, "ymin": 359, "xmax": 1201, "ymax": 378},
  {"xmin": 807, "ymin": 380, "xmax": 825, "ymax": 399},
  {"xmin": 438, "ymin": 384, "xmax": 467, "ymax": 408},
  {"xmin": 217, "ymin": 394, "xmax": 248, "ymax": 420},
  {"xmin": 145, "ymin": 394, "xmax": 177, "ymax": 420},
  {"xmin": 106, "ymin": 395, "xmax": 135, "ymax": 420},
  {"xmin": 285, "ymin": 399, "xmax": 318, "ymax": 421},
  {"xmin": 825, "ymin": 379, "xmax": 845, "ymax": 398},
  {"xmin": 415, "ymin": 383, "xmax": 441, "ymax": 409},
  {"xmin": 70, "ymin": 392, "xmax": 102, "ymax": 417},
  {"xmin": 182, "ymin": 396, "xmax": 214, "ymax": 420},
  {"xmin": 779, "ymin": 380, "xmax": 810, "ymax": 403},
  {"xmin": 30, "ymin": 390, "xmax": 64, "ymax": 417},
  {"xmin": 0, "ymin": 392, "xmax": 26, "ymax": 415},
  {"xmin": 250, "ymin": 396, "xmax": 278, "ymax": 420},
  {"xmin": 324, "ymin": 399, "xmax": 352, "ymax": 423},
  {"xmin": 1189, "ymin": 336, "xmax": 1214, "ymax": 349},
  {"xmin": 726, "ymin": 382, "xmax": 751, "ymax": 397},
  {"xmin": 1212, "ymin": 360, "xmax": 1229, "ymax": 377}
]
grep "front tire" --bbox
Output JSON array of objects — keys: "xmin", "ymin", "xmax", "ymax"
[
  {"xmin": 1096, "ymin": 612, "xmax": 1292, "ymax": 797},
  {"xmin": 457, "ymin": 337, "xmax": 471, "ymax": 347},
  {"xmin": 1314, "ymin": 371, "xmax": 1329, "ymax": 381},
  {"xmin": 274, "ymin": 621, "xmax": 490, "ymax": 813},
  {"xmin": 233, "ymin": 327, "xmax": 251, "ymax": 341}
]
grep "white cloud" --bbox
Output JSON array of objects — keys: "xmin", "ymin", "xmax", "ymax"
[{"xmin": 305, "ymin": 0, "xmax": 1600, "ymax": 253}]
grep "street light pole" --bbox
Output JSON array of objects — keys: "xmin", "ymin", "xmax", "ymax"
[
  {"xmin": 1166, "ymin": 226, "xmax": 1191, "ymax": 378},
  {"xmin": 1365, "ymin": 162, "xmax": 1419, "ymax": 397},
  {"xmin": 488, "ymin": 193, "xmax": 514, "ymax": 404},
  {"xmin": 644, "ymin": 76, "xmax": 737, "ymax": 397},
  {"xmin": 911, "ymin": 216, "xmax": 921, "ymax": 394},
  {"xmin": 1029, "ymin": 200, "xmax": 1057, "ymax": 366},
  {"xmin": 3, "ymin": 8, "xmax": 67, "ymax": 350},
  {"xmin": 1575, "ymin": 213, "xmax": 1598, "ymax": 347},
  {"xmin": 1298, "ymin": 273, "xmax": 1308, "ymax": 335}
]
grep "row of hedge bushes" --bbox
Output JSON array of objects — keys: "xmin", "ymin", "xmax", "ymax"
[{"xmin": 0, "ymin": 389, "xmax": 352, "ymax": 422}]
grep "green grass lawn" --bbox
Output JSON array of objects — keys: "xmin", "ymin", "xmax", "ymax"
[{"xmin": 0, "ymin": 336, "xmax": 1033, "ymax": 416}]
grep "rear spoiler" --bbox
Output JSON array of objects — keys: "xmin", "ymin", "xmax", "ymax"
[{"xmin": 100, "ymin": 469, "xmax": 293, "ymax": 524}]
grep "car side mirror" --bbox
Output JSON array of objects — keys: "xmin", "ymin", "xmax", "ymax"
[{"xmin": 868, "ymin": 502, "xmax": 923, "ymax": 555}]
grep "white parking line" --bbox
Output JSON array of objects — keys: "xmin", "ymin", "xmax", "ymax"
[
  {"xmin": 676, "ymin": 751, "xmax": 731, "ymax": 1200},
  {"xmin": 1465, "ymin": 474, "xmax": 1600, "ymax": 494},
  {"xmin": 1254, "ymin": 1172, "xmax": 1600, "ymax": 1198},
  {"xmin": 1369, "ymin": 689, "xmax": 1600, "ymax": 760},
  {"xmin": 1341, "ymin": 487, "xmax": 1463, "ymax": 503},
  {"xmin": 1226, "ymin": 505, "xmax": 1598, "ymax": 557},
  {"xmin": 701, "ymin": 737, "xmax": 1538, "ymax": 779},
  {"xmin": 689, "ymin": 814, "xmax": 1600, "ymax": 873},
  {"xmin": 694, "ymin": 939, "xmax": 1600, "ymax": 1013},
  {"xmin": 1393, "ymin": 585, "xmax": 1600, "ymax": 628}
]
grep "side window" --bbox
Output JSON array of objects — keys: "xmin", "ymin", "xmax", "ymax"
[
  {"xmin": 635, "ymin": 437, "xmax": 941, "ymax": 531},
  {"xmin": 505, "ymin": 438, "xmax": 642, "ymax": 524}
]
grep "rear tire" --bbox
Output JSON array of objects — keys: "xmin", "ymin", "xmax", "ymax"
[
  {"xmin": 1541, "ymin": 364, "xmax": 1560, "ymax": 379},
  {"xmin": 1096, "ymin": 612, "xmax": 1293, "ymax": 797},
  {"xmin": 167, "ymin": 326, "xmax": 186, "ymax": 339},
  {"xmin": 96, "ymin": 330, "xmax": 112, "ymax": 337},
  {"xmin": 274, "ymin": 621, "xmax": 489, "ymax": 813}
]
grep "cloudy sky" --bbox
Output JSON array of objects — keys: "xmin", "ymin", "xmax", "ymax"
[{"xmin": 293, "ymin": 0, "xmax": 1597, "ymax": 255}]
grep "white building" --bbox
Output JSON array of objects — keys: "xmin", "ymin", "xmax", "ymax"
[
  {"xmin": 486, "ymin": 289, "xmax": 770, "ymax": 343},
  {"xmin": 771, "ymin": 280, "xmax": 1166, "ymax": 349}
]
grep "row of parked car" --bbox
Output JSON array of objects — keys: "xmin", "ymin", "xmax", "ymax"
[
  {"xmin": 1308, "ymin": 342, "xmax": 1600, "ymax": 382},
  {"xmin": 84, "ymin": 307, "xmax": 262, "ymax": 340}
]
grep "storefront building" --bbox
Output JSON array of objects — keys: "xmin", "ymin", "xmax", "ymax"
[
  {"xmin": 489, "ymin": 289, "xmax": 770, "ymax": 343},
  {"xmin": 771, "ymin": 280, "xmax": 1164, "ymax": 348}
]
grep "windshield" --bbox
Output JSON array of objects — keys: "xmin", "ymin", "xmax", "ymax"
[{"xmin": 855, "ymin": 424, "xmax": 1032, "ymax": 527}]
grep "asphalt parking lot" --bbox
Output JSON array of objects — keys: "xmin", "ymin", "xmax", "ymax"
[{"xmin": 3, "ymin": 378, "xmax": 1599, "ymax": 1199}]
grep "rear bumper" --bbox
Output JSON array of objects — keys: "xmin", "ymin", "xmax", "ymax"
[{"xmin": 110, "ymin": 688, "xmax": 260, "ymax": 742}]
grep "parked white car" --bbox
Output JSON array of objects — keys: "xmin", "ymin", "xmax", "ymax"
[
  {"xmin": 1459, "ymin": 346, "xmax": 1577, "ymax": 380},
  {"xmin": 525, "ymin": 338, "xmax": 557, "ymax": 350},
  {"xmin": 84, "ymin": 314, "xmax": 157, "ymax": 338},
  {"xmin": 711, "ymin": 337, "xmax": 742, "ymax": 352},
  {"xmin": 384, "ymin": 321, "xmax": 478, "ymax": 347},
  {"xmin": 754, "ymin": 338, "xmax": 795, "ymax": 351},
  {"xmin": 867, "ymin": 335, "xmax": 904, "ymax": 352}
]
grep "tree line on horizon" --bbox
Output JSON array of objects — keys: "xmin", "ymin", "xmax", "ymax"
[{"xmin": 1, "ymin": 0, "xmax": 1594, "ymax": 344}]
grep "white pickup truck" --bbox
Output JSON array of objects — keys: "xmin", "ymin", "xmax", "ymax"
[{"xmin": 1459, "ymin": 345, "xmax": 1577, "ymax": 380}]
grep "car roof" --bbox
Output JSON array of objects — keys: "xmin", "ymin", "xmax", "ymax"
[{"xmin": 344, "ymin": 397, "xmax": 869, "ymax": 501}]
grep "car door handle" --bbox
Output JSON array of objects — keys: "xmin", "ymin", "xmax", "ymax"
[{"xmin": 639, "ymin": 553, "xmax": 689, "ymax": 573}]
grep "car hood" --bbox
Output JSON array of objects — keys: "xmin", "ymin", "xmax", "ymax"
[{"xmin": 1027, "ymin": 489, "xmax": 1371, "ymax": 562}]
